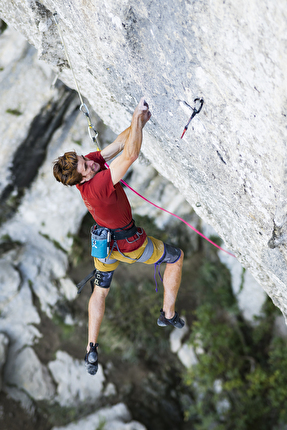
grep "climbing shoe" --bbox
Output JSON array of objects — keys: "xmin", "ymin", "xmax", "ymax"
[
  {"xmin": 157, "ymin": 309, "xmax": 185, "ymax": 329},
  {"xmin": 84, "ymin": 342, "xmax": 99, "ymax": 375}
]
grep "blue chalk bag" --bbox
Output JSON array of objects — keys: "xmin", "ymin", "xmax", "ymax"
[{"xmin": 91, "ymin": 226, "xmax": 111, "ymax": 259}]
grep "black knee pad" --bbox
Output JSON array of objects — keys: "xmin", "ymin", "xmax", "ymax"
[
  {"xmin": 94, "ymin": 269, "xmax": 114, "ymax": 289},
  {"xmin": 157, "ymin": 243, "xmax": 182, "ymax": 264}
]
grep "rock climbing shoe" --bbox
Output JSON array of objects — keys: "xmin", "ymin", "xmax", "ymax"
[
  {"xmin": 157, "ymin": 309, "xmax": 185, "ymax": 329},
  {"xmin": 85, "ymin": 342, "xmax": 99, "ymax": 375}
]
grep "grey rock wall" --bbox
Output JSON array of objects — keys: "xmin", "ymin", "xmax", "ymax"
[
  {"xmin": 0, "ymin": 12, "xmax": 283, "ymax": 429},
  {"xmin": 1, "ymin": 0, "xmax": 286, "ymax": 317},
  {"xmin": 0, "ymin": 333, "xmax": 9, "ymax": 391},
  {"xmin": 0, "ymin": 26, "xmax": 148, "ymax": 429},
  {"xmin": 51, "ymin": 403, "xmax": 146, "ymax": 430}
]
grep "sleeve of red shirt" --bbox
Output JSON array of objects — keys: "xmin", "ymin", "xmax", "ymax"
[{"xmin": 85, "ymin": 151, "xmax": 106, "ymax": 169}]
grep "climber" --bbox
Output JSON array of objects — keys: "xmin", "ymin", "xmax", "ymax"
[{"xmin": 53, "ymin": 98, "xmax": 184, "ymax": 375}]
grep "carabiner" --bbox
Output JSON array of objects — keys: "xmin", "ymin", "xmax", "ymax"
[
  {"xmin": 193, "ymin": 98, "xmax": 204, "ymax": 114},
  {"xmin": 88, "ymin": 125, "xmax": 99, "ymax": 141},
  {"xmin": 80, "ymin": 103, "xmax": 90, "ymax": 117},
  {"xmin": 181, "ymin": 98, "xmax": 204, "ymax": 139}
]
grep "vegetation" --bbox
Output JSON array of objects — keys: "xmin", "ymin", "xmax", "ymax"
[
  {"xmin": 96, "ymin": 418, "xmax": 107, "ymax": 430},
  {"xmin": 133, "ymin": 214, "xmax": 169, "ymax": 243},
  {"xmin": 100, "ymin": 278, "xmax": 171, "ymax": 362},
  {"xmin": 0, "ymin": 188, "xmax": 25, "ymax": 227},
  {"xmin": 0, "ymin": 19, "xmax": 7, "ymax": 35},
  {"xmin": 72, "ymin": 139, "xmax": 82, "ymax": 146},
  {"xmin": 39, "ymin": 232, "xmax": 66, "ymax": 253},
  {"xmin": 68, "ymin": 212, "xmax": 287, "ymax": 429},
  {"xmin": 52, "ymin": 313, "xmax": 75, "ymax": 341},
  {"xmin": 0, "ymin": 234, "xmax": 22, "ymax": 256},
  {"xmin": 183, "ymin": 260, "xmax": 287, "ymax": 430},
  {"xmin": 6, "ymin": 108, "xmax": 23, "ymax": 116}
]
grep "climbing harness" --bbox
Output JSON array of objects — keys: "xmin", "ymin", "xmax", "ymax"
[
  {"xmin": 53, "ymin": 12, "xmax": 236, "ymax": 272},
  {"xmin": 91, "ymin": 219, "xmax": 146, "ymax": 261},
  {"xmin": 94, "ymin": 219, "xmax": 154, "ymax": 264},
  {"xmin": 181, "ymin": 98, "xmax": 204, "ymax": 139},
  {"xmin": 77, "ymin": 235, "xmax": 155, "ymax": 294}
]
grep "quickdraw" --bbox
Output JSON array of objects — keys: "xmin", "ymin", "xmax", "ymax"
[{"xmin": 181, "ymin": 98, "xmax": 204, "ymax": 139}]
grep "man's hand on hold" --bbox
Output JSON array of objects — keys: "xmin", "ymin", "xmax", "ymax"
[
  {"xmin": 132, "ymin": 97, "xmax": 151, "ymax": 129},
  {"xmin": 109, "ymin": 97, "xmax": 151, "ymax": 185}
]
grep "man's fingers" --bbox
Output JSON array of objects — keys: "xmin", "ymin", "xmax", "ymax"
[
  {"xmin": 135, "ymin": 98, "xmax": 151, "ymax": 122},
  {"xmin": 138, "ymin": 97, "xmax": 149, "ymax": 110},
  {"xmin": 142, "ymin": 101, "xmax": 150, "ymax": 114}
]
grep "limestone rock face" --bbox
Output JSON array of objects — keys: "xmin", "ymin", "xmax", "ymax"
[
  {"xmin": 51, "ymin": 403, "xmax": 147, "ymax": 430},
  {"xmin": 0, "ymin": 333, "xmax": 9, "ymax": 391},
  {"xmin": 1, "ymin": 0, "xmax": 286, "ymax": 317},
  {"xmin": 4, "ymin": 346, "xmax": 56, "ymax": 401},
  {"xmin": 0, "ymin": 24, "xmax": 176, "ymax": 430},
  {"xmin": 48, "ymin": 351, "xmax": 105, "ymax": 407},
  {"xmin": 0, "ymin": 28, "xmax": 150, "ymax": 428}
]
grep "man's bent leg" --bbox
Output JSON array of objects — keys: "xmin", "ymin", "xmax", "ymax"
[
  {"xmin": 85, "ymin": 266, "xmax": 116, "ymax": 375},
  {"xmin": 162, "ymin": 250, "xmax": 184, "ymax": 319},
  {"xmin": 87, "ymin": 268, "xmax": 114, "ymax": 351},
  {"xmin": 87, "ymin": 285, "xmax": 110, "ymax": 351},
  {"xmin": 133, "ymin": 238, "xmax": 184, "ymax": 328}
]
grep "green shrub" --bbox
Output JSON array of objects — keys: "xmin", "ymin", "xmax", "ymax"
[
  {"xmin": 6, "ymin": 108, "xmax": 22, "ymax": 116},
  {"xmin": 182, "ymin": 260, "xmax": 287, "ymax": 430},
  {"xmin": 100, "ymin": 279, "xmax": 170, "ymax": 362}
]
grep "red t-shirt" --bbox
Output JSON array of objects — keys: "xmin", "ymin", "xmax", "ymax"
[{"xmin": 76, "ymin": 151, "xmax": 146, "ymax": 252}]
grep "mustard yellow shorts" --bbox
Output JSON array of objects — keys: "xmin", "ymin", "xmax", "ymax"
[{"xmin": 94, "ymin": 236, "xmax": 165, "ymax": 272}]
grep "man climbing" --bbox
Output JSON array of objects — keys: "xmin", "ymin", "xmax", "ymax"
[{"xmin": 53, "ymin": 98, "xmax": 184, "ymax": 375}]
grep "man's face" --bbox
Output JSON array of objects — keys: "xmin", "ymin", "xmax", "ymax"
[{"xmin": 77, "ymin": 155, "xmax": 100, "ymax": 184}]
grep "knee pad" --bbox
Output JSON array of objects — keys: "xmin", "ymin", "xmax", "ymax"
[
  {"xmin": 157, "ymin": 243, "xmax": 181, "ymax": 264},
  {"xmin": 94, "ymin": 269, "xmax": 114, "ymax": 289}
]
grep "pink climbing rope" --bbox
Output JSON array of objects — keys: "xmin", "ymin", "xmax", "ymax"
[
  {"xmin": 121, "ymin": 179, "xmax": 236, "ymax": 258},
  {"xmin": 104, "ymin": 160, "xmax": 235, "ymax": 258}
]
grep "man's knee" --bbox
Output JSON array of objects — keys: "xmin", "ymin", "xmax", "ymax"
[
  {"xmin": 168, "ymin": 249, "xmax": 184, "ymax": 269},
  {"xmin": 158, "ymin": 243, "xmax": 183, "ymax": 265},
  {"xmin": 94, "ymin": 269, "xmax": 114, "ymax": 289}
]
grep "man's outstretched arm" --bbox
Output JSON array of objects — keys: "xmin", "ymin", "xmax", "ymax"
[
  {"xmin": 101, "ymin": 98, "xmax": 150, "ymax": 167},
  {"xmin": 108, "ymin": 98, "xmax": 151, "ymax": 185},
  {"xmin": 100, "ymin": 126, "xmax": 131, "ymax": 162}
]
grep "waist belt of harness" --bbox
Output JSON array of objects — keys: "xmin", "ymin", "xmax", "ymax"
[{"xmin": 97, "ymin": 219, "xmax": 138, "ymax": 241}]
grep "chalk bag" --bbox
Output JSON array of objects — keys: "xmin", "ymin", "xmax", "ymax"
[{"xmin": 91, "ymin": 226, "xmax": 111, "ymax": 259}]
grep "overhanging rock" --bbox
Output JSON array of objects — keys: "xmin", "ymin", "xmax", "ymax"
[{"xmin": 1, "ymin": 0, "xmax": 287, "ymax": 316}]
